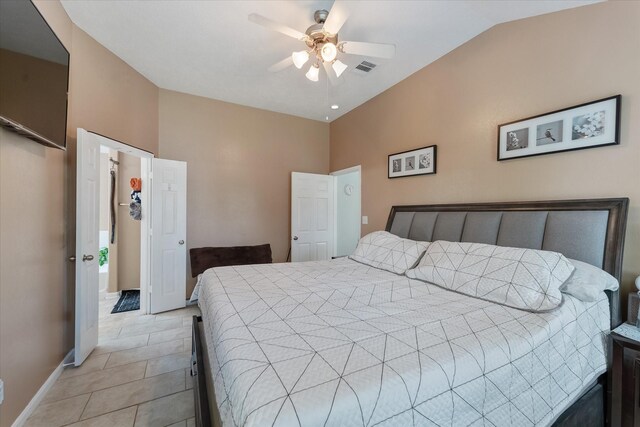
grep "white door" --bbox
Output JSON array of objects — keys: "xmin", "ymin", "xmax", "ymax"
[
  {"xmin": 74, "ymin": 129, "xmax": 100, "ymax": 366},
  {"xmin": 291, "ymin": 172, "xmax": 334, "ymax": 262},
  {"xmin": 150, "ymin": 159, "xmax": 187, "ymax": 313}
]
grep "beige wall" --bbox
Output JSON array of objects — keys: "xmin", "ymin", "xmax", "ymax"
[
  {"xmin": 0, "ymin": 0, "xmax": 159, "ymax": 425},
  {"xmin": 0, "ymin": 49, "xmax": 68, "ymax": 145},
  {"xmin": 0, "ymin": 129, "xmax": 67, "ymax": 427},
  {"xmin": 116, "ymin": 152, "xmax": 141, "ymax": 291},
  {"xmin": 331, "ymin": 1, "xmax": 640, "ymax": 303},
  {"xmin": 0, "ymin": 3, "xmax": 71, "ymax": 426},
  {"xmin": 159, "ymin": 89, "xmax": 330, "ymax": 295},
  {"xmin": 63, "ymin": 7, "xmax": 159, "ymax": 345}
]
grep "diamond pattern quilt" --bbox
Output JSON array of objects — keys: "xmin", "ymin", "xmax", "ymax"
[{"xmin": 197, "ymin": 258, "xmax": 609, "ymax": 427}]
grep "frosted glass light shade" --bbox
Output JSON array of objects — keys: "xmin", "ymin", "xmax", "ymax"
[
  {"xmin": 320, "ymin": 43, "xmax": 337, "ymax": 62},
  {"xmin": 332, "ymin": 60, "xmax": 348, "ymax": 77},
  {"xmin": 305, "ymin": 64, "xmax": 320, "ymax": 82},
  {"xmin": 292, "ymin": 51, "xmax": 309, "ymax": 69}
]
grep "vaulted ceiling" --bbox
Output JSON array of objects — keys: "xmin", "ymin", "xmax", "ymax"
[{"xmin": 61, "ymin": 0, "xmax": 598, "ymax": 122}]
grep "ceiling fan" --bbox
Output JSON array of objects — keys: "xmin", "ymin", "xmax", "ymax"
[{"xmin": 248, "ymin": 1, "xmax": 395, "ymax": 84}]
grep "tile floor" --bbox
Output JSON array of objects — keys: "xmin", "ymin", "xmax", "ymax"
[{"xmin": 25, "ymin": 296, "xmax": 201, "ymax": 427}]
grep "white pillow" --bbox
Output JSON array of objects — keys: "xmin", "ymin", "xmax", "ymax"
[
  {"xmin": 560, "ymin": 259, "xmax": 619, "ymax": 302},
  {"xmin": 349, "ymin": 231, "xmax": 429, "ymax": 274},
  {"xmin": 406, "ymin": 240, "xmax": 574, "ymax": 312},
  {"xmin": 189, "ymin": 274, "xmax": 203, "ymax": 303}
]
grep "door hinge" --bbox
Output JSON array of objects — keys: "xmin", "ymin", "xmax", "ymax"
[{"xmin": 148, "ymin": 286, "xmax": 152, "ymax": 293}]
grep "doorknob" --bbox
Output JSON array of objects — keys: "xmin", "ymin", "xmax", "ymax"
[
  {"xmin": 293, "ymin": 236, "xmax": 299, "ymax": 241},
  {"xmin": 178, "ymin": 240, "xmax": 185, "ymax": 245},
  {"xmin": 82, "ymin": 254, "xmax": 94, "ymax": 262},
  {"xmin": 68, "ymin": 256, "xmax": 76, "ymax": 262}
]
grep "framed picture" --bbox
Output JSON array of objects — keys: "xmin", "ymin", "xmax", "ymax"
[
  {"xmin": 497, "ymin": 95, "xmax": 620, "ymax": 161},
  {"xmin": 388, "ymin": 145, "xmax": 437, "ymax": 178}
]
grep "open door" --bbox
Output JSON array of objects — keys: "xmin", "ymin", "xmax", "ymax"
[
  {"xmin": 74, "ymin": 129, "xmax": 100, "ymax": 366},
  {"xmin": 149, "ymin": 158, "xmax": 187, "ymax": 313},
  {"xmin": 291, "ymin": 172, "xmax": 334, "ymax": 262}
]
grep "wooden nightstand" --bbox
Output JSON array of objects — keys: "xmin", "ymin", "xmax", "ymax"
[{"xmin": 611, "ymin": 323, "xmax": 640, "ymax": 426}]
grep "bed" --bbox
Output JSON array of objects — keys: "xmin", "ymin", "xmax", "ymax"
[{"xmin": 191, "ymin": 198, "xmax": 629, "ymax": 427}]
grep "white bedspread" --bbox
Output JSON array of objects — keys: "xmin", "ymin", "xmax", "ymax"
[{"xmin": 198, "ymin": 258, "xmax": 610, "ymax": 427}]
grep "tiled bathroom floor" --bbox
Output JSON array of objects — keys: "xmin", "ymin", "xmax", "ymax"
[{"xmin": 25, "ymin": 296, "xmax": 200, "ymax": 427}]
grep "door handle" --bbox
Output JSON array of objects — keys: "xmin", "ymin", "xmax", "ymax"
[
  {"xmin": 82, "ymin": 254, "xmax": 94, "ymax": 262},
  {"xmin": 293, "ymin": 236, "xmax": 299, "ymax": 241},
  {"xmin": 178, "ymin": 240, "xmax": 185, "ymax": 245},
  {"xmin": 68, "ymin": 256, "xmax": 76, "ymax": 262}
]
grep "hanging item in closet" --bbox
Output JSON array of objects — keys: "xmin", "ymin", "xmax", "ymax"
[
  {"xmin": 129, "ymin": 177, "xmax": 142, "ymax": 220},
  {"xmin": 110, "ymin": 169, "xmax": 117, "ymax": 243}
]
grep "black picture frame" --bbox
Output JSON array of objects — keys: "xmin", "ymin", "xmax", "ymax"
[
  {"xmin": 497, "ymin": 95, "xmax": 621, "ymax": 161},
  {"xmin": 388, "ymin": 145, "xmax": 437, "ymax": 179}
]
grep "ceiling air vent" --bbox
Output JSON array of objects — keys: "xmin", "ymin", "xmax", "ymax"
[{"xmin": 354, "ymin": 61, "xmax": 377, "ymax": 73}]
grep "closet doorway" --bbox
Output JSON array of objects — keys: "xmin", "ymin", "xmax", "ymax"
[
  {"xmin": 74, "ymin": 128, "xmax": 187, "ymax": 366},
  {"xmin": 98, "ymin": 146, "xmax": 142, "ymax": 312},
  {"xmin": 290, "ymin": 166, "xmax": 361, "ymax": 262}
]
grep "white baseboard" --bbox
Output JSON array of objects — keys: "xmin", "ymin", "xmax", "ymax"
[
  {"xmin": 11, "ymin": 350, "xmax": 71, "ymax": 427},
  {"xmin": 104, "ymin": 291, "xmax": 120, "ymax": 299}
]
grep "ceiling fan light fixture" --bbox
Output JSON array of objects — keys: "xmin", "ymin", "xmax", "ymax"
[
  {"xmin": 332, "ymin": 59, "xmax": 348, "ymax": 77},
  {"xmin": 292, "ymin": 50, "xmax": 309, "ymax": 69},
  {"xmin": 320, "ymin": 42, "xmax": 338, "ymax": 62},
  {"xmin": 305, "ymin": 63, "xmax": 320, "ymax": 82}
]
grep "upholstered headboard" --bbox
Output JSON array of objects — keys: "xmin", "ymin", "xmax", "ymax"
[{"xmin": 385, "ymin": 198, "xmax": 629, "ymax": 327}]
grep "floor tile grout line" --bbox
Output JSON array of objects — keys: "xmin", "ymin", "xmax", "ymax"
[
  {"xmin": 43, "ymin": 368, "xmax": 149, "ymax": 405},
  {"xmin": 88, "ymin": 388, "xmax": 194, "ymax": 422},
  {"xmin": 93, "ymin": 336, "xmax": 151, "ymax": 357},
  {"xmin": 46, "ymin": 349, "xmax": 189, "ymax": 404},
  {"xmin": 105, "ymin": 346, "xmax": 185, "ymax": 370},
  {"xmin": 61, "ymin": 345, "xmax": 190, "ymax": 386},
  {"xmin": 77, "ymin": 391, "xmax": 93, "ymax": 424},
  {"xmin": 133, "ymin": 404, "xmax": 140, "ymax": 426},
  {"xmin": 59, "ymin": 403, "xmax": 140, "ymax": 426},
  {"xmin": 27, "ymin": 303, "xmax": 201, "ymax": 426}
]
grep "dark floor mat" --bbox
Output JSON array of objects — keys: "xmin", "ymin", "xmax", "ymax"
[{"xmin": 111, "ymin": 289, "xmax": 140, "ymax": 314}]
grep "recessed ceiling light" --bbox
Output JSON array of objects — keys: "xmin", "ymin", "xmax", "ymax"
[{"xmin": 330, "ymin": 104, "xmax": 339, "ymax": 110}]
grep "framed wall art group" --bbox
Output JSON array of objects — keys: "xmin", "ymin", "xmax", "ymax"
[
  {"xmin": 497, "ymin": 95, "xmax": 620, "ymax": 161},
  {"xmin": 388, "ymin": 145, "xmax": 436, "ymax": 178}
]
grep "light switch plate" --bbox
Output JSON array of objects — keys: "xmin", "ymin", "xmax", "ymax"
[{"xmin": 362, "ymin": 216, "xmax": 368, "ymax": 225}]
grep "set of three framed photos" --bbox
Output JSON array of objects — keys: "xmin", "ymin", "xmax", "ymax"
[
  {"xmin": 497, "ymin": 95, "xmax": 620, "ymax": 161},
  {"xmin": 387, "ymin": 95, "xmax": 621, "ymax": 178}
]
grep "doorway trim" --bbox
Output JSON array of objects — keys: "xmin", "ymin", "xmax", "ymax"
[
  {"xmin": 87, "ymin": 130, "xmax": 153, "ymax": 315},
  {"xmin": 330, "ymin": 165, "xmax": 362, "ymax": 257}
]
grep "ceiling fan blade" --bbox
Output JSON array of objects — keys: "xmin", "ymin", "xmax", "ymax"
[
  {"xmin": 268, "ymin": 56, "xmax": 294, "ymax": 72},
  {"xmin": 340, "ymin": 41, "xmax": 395, "ymax": 59},
  {"xmin": 323, "ymin": 61, "xmax": 341, "ymax": 86},
  {"xmin": 323, "ymin": 1, "xmax": 349, "ymax": 35},
  {"xmin": 248, "ymin": 13, "xmax": 308, "ymax": 41}
]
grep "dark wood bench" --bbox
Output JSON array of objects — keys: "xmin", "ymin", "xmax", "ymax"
[{"xmin": 189, "ymin": 243, "xmax": 272, "ymax": 277}]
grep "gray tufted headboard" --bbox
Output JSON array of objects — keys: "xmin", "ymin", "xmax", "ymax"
[{"xmin": 385, "ymin": 198, "xmax": 629, "ymax": 328}]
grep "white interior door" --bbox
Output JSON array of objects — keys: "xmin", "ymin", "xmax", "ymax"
[
  {"xmin": 150, "ymin": 158, "xmax": 187, "ymax": 313},
  {"xmin": 291, "ymin": 172, "xmax": 334, "ymax": 262},
  {"xmin": 74, "ymin": 129, "xmax": 100, "ymax": 366}
]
